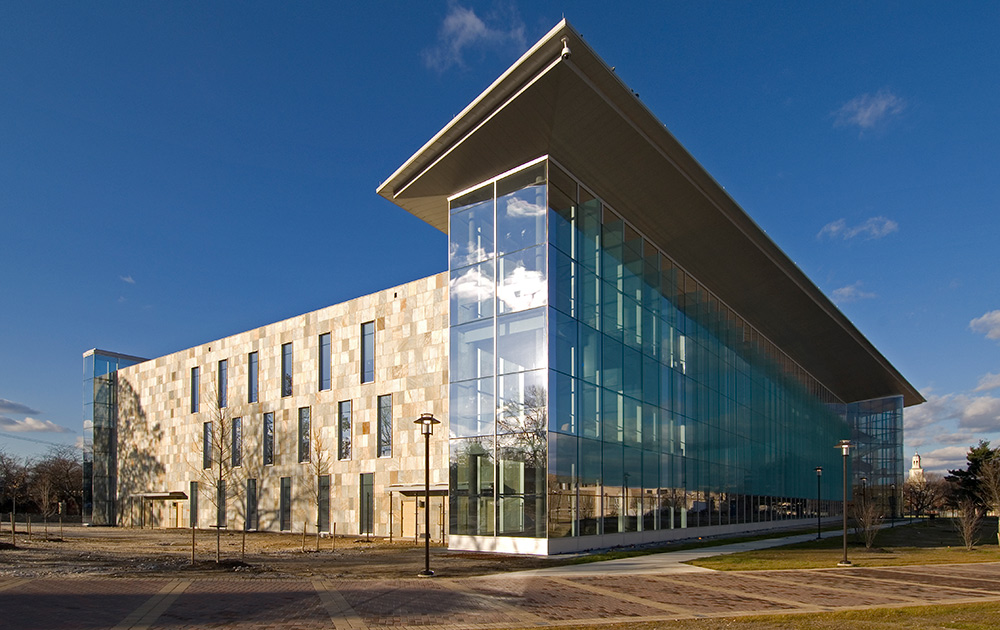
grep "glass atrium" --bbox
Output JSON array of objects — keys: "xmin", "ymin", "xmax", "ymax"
[
  {"xmin": 82, "ymin": 349, "xmax": 143, "ymax": 525},
  {"xmin": 447, "ymin": 157, "xmax": 859, "ymax": 551}
]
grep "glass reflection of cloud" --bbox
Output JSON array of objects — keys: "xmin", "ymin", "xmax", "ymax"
[
  {"xmin": 505, "ymin": 197, "xmax": 545, "ymax": 218},
  {"xmin": 452, "ymin": 245, "xmax": 491, "ymax": 269},
  {"xmin": 450, "ymin": 266, "xmax": 492, "ymax": 300},
  {"xmin": 498, "ymin": 265, "xmax": 546, "ymax": 312}
]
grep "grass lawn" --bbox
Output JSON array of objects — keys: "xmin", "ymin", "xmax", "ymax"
[
  {"xmin": 690, "ymin": 517, "xmax": 1000, "ymax": 570},
  {"xmin": 508, "ymin": 601, "xmax": 1000, "ymax": 630}
]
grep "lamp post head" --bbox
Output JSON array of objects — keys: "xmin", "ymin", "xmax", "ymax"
[
  {"xmin": 815, "ymin": 466, "xmax": 823, "ymax": 476},
  {"xmin": 838, "ymin": 439, "xmax": 851, "ymax": 456},
  {"xmin": 415, "ymin": 412, "xmax": 440, "ymax": 436}
]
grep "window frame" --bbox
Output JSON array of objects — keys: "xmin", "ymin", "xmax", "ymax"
[
  {"xmin": 231, "ymin": 417, "xmax": 242, "ymax": 468},
  {"xmin": 319, "ymin": 332, "xmax": 331, "ymax": 391},
  {"xmin": 338, "ymin": 400, "xmax": 352, "ymax": 460},
  {"xmin": 218, "ymin": 359, "xmax": 228, "ymax": 408},
  {"xmin": 377, "ymin": 394, "xmax": 392, "ymax": 458},
  {"xmin": 298, "ymin": 407, "xmax": 311, "ymax": 463},
  {"xmin": 248, "ymin": 351, "xmax": 259, "ymax": 404},
  {"xmin": 263, "ymin": 412, "xmax": 275, "ymax": 466},
  {"xmin": 202, "ymin": 421, "xmax": 212, "ymax": 469},
  {"xmin": 191, "ymin": 366, "xmax": 200, "ymax": 413},
  {"xmin": 361, "ymin": 321, "xmax": 375, "ymax": 383},
  {"xmin": 281, "ymin": 342, "xmax": 293, "ymax": 397}
]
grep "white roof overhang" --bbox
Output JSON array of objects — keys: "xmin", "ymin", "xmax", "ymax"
[{"xmin": 377, "ymin": 20, "xmax": 923, "ymax": 408}]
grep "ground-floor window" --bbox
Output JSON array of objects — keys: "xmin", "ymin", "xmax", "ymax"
[
  {"xmin": 318, "ymin": 475, "xmax": 330, "ymax": 533},
  {"xmin": 280, "ymin": 477, "xmax": 291, "ymax": 531},
  {"xmin": 359, "ymin": 473, "xmax": 374, "ymax": 535},
  {"xmin": 246, "ymin": 478, "xmax": 258, "ymax": 530},
  {"xmin": 189, "ymin": 481, "xmax": 198, "ymax": 528},
  {"xmin": 216, "ymin": 480, "xmax": 226, "ymax": 528}
]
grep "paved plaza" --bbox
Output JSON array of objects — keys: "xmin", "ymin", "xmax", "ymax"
[{"xmin": 4, "ymin": 545, "xmax": 1000, "ymax": 629}]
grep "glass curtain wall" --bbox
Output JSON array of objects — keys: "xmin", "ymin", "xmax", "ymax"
[
  {"xmin": 448, "ymin": 157, "xmax": 852, "ymax": 545},
  {"xmin": 843, "ymin": 396, "xmax": 904, "ymax": 516},
  {"xmin": 83, "ymin": 351, "xmax": 142, "ymax": 525}
]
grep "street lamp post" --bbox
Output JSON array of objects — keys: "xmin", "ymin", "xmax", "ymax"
[
  {"xmin": 815, "ymin": 467, "xmax": 823, "ymax": 540},
  {"xmin": 889, "ymin": 483, "xmax": 897, "ymax": 527},
  {"xmin": 414, "ymin": 413, "xmax": 440, "ymax": 578},
  {"xmin": 837, "ymin": 440, "xmax": 852, "ymax": 567}
]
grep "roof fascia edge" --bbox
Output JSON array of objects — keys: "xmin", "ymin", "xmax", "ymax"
[
  {"xmin": 391, "ymin": 52, "xmax": 564, "ymax": 202},
  {"xmin": 561, "ymin": 44, "xmax": 923, "ymax": 406},
  {"xmin": 377, "ymin": 19, "xmax": 571, "ymax": 199}
]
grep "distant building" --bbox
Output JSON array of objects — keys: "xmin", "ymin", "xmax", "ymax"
[
  {"xmin": 83, "ymin": 20, "xmax": 921, "ymax": 554},
  {"xmin": 909, "ymin": 452, "xmax": 925, "ymax": 481}
]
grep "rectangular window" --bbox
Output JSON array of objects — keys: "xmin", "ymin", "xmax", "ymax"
[
  {"xmin": 189, "ymin": 481, "xmax": 198, "ymax": 528},
  {"xmin": 248, "ymin": 352, "xmax": 259, "ymax": 403},
  {"xmin": 246, "ymin": 478, "xmax": 258, "ymax": 530},
  {"xmin": 217, "ymin": 479, "xmax": 226, "ymax": 528},
  {"xmin": 298, "ymin": 407, "xmax": 310, "ymax": 463},
  {"xmin": 231, "ymin": 417, "xmax": 242, "ymax": 467},
  {"xmin": 318, "ymin": 475, "xmax": 330, "ymax": 533},
  {"xmin": 377, "ymin": 394, "xmax": 392, "ymax": 458},
  {"xmin": 338, "ymin": 400, "xmax": 352, "ymax": 460},
  {"xmin": 191, "ymin": 367, "xmax": 200, "ymax": 413},
  {"xmin": 218, "ymin": 359, "xmax": 228, "ymax": 408},
  {"xmin": 359, "ymin": 472, "xmax": 374, "ymax": 535},
  {"xmin": 281, "ymin": 343, "xmax": 293, "ymax": 397},
  {"xmin": 361, "ymin": 321, "xmax": 375, "ymax": 383},
  {"xmin": 319, "ymin": 333, "xmax": 331, "ymax": 391},
  {"xmin": 263, "ymin": 412, "xmax": 274, "ymax": 466},
  {"xmin": 279, "ymin": 477, "xmax": 291, "ymax": 531},
  {"xmin": 202, "ymin": 421, "xmax": 212, "ymax": 469}
]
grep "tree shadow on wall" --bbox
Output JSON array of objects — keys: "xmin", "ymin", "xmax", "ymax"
[{"xmin": 115, "ymin": 376, "xmax": 166, "ymax": 526}]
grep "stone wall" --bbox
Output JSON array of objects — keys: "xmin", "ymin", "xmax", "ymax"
[{"xmin": 114, "ymin": 272, "xmax": 449, "ymax": 537}]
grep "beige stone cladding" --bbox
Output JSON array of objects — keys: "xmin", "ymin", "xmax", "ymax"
[{"xmin": 114, "ymin": 272, "xmax": 449, "ymax": 538}]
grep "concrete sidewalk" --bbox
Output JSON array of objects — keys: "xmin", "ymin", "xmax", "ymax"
[{"xmin": 515, "ymin": 526, "xmax": 852, "ymax": 576}]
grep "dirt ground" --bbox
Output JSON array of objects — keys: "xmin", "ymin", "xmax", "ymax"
[{"xmin": 0, "ymin": 523, "xmax": 570, "ymax": 579}]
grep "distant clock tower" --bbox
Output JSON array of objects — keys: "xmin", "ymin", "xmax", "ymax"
[{"xmin": 909, "ymin": 452, "xmax": 925, "ymax": 481}]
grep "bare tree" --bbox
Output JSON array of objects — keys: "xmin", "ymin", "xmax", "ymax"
[
  {"xmin": 853, "ymin": 492, "xmax": 885, "ymax": 549},
  {"xmin": 978, "ymin": 458, "xmax": 1000, "ymax": 546},
  {"xmin": 306, "ymin": 420, "xmax": 332, "ymax": 550},
  {"xmin": 29, "ymin": 446, "xmax": 83, "ymax": 518},
  {"xmin": 954, "ymin": 497, "xmax": 983, "ymax": 551},
  {"xmin": 0, "ymin": 449, "xmax": 30, "ymax": 521},
  {"xmin": 903, "ymin": 472, "xmax": 947, "ymax": 518},
  {"xmin": 197, "ymin": 390, "xmax": 241, "ymax": 563}
]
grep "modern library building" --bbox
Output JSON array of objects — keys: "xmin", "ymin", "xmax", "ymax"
[{"xmin": 83, "ymin": 21, "xmax": 922, "ymax": 554}]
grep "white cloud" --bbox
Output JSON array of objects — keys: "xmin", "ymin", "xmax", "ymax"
[
  {"xmin": 958, "ymin": 395, "xmax": 1000, "ymax": 432},
  {"xmin": 0, "ymin": 399, "xmax": 40, "ymax": 415},
  {"xmin": 818, "ymin": 216, "xmax": 898, "ymax": 240},
  {"xmin": 919, "ymin": 446, "xmax": 970, "ymax": 474},
  {"xmin": 970, "ymin": 310, "xmax": 1000, "ymax": 341},
  {"xmin": 904, "ymin": 393, "xmax": 952, "ymax": 432},
  {"xmin": 905, "ymin": 390, "xmax": 1000, "ymax": 436},
  {"xmin": 831, "ymin": 281, "xmax": 877, "ymax": 303},
  {"xmin": 974, "ymin": 372, "xmax": 1000, "ymax": 392},
  {"xmin": 497, "ymin": 265, "xmax": 546, "ymax": 312},
  {"xmin": 450, "ymin": 265, "xmax": 493, "ymax": 302},
  {"xmin": 0, "ymin": 416, "xmax": 73, "ymax": 434},
  {"xmin": 834, "ymin": 89, "xmax": 905, "ymax": 129},
  {"xmin": 505, "ymin": 197, "xmax": 545, "ymax": 218},
  {"xmin": 120, "ymin": 274, "xmax": 135, "ymax": 284},
  {"xmin": 423, "ymin": 2, "xmax": 526, "ymax": 71}
]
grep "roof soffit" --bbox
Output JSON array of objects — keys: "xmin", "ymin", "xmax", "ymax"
[{"xmin": 377, "ymin": 21, "xmax": 923, "ymax": 407}]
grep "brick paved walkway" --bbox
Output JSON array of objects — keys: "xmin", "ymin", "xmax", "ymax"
[{"xmin": 3, "ymin": 562, "xmax": 1000, "ymax": 629}]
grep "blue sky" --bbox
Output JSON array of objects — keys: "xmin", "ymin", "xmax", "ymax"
[{"xmin": 1, "ymin": 2, "xmax": 997, "ymax": 473}]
